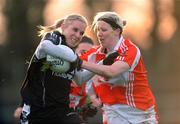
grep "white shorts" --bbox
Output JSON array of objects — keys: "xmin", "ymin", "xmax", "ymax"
[{"xmin": 102, "ymin": 104, "xmax": 158, "ymax": 124}]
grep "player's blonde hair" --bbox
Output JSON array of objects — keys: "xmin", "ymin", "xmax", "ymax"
[
  {"xmin": 38, "ymin": 14, "xmax": 88, "ymax": 37},
  {"xmin": 92, "ymin": 11, "xmax": 126, "ymax": 34}
]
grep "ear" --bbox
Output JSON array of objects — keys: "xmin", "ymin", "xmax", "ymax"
[
  {"xmin": 60, "ymin": 23, "xmax": 65, "ymax": 30},
  {"xmin": 60, "ymin": 23, "xmax": 68, "ymax": 33}
]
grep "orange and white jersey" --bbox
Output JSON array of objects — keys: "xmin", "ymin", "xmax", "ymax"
[{"xmin": 81, "ymin": 36, "xmax": 156, "ymax": 111}]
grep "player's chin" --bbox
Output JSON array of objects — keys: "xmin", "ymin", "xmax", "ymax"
[{"xmin": 70, "ymin": 43, "xmax": 79, "ymax": 49}]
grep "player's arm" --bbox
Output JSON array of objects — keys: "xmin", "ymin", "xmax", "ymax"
[
  {"xmin": 38, "ymin": 40, "xmax": 76, "ymax": 62},
  {"xmin": 74, "ymin": 60, "xmax": 103, "ymax": 85},
  {"xmin": 74, "ymin": 69, "xmax": 94, "ymax": 85},
  {"xmin": 82, "ymin": 60, "xmax": 129, "ymax": 79},
  {"xmin": 35, "ymin": 32, "xmax": 77, "ymax": 62}
]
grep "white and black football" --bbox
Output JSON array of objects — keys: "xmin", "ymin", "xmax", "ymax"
[{"xmin": 46, "ymin": 55, "xmax": 70, "ymax": 73}]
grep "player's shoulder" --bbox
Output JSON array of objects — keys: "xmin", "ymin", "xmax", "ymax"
[
  {"xmin": 118, "ymin": 39, "xmax": 141, "ymax": 58},
  {"xmin": 123, "ymin": 39, "xmax": 137, "ymax": 48}
]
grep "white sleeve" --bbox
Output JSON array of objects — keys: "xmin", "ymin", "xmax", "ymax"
[
  {"xmin": 34, "ymin": 42, "xmax": 47, "ymax": 59},
  {"xmin": 107, "ymin": 75, "xmax": 125, "ymax": 85},
  {"xmin": 74, "ymin": 60, "xmax": 103, "ymax": 85},
  {"xmin": 35, "ymin": 40, "xmax": 77, "ymax": 62},
  {"xmin": 85, "ymin": 80, "xmax": 96, "ymax": 95},
  {"xmin": 74, "ymin": 69, "xmax": 95, "ymax": 85}
]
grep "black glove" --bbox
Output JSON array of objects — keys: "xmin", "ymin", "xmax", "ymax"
[
  {"xmin": 43, "ymin": 30, "xmax": 62, "ymax": 45},
  {"xmin": 68, "ymin": 55, "xmax": 83, "ymax": 72},
  {"xmin": 78, "ymin": 104, "xmax": 98, "ymax": 121},
  {"xmin": 103, "ymin": 51, "xmax": 119, "ymax": 65}
]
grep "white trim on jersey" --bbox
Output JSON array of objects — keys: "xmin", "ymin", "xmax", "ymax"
[
  {"xmin": 129, "ymin": 44, "xmax": 141, "ymax": 71},
  {"xmin": 126, "ymin": 72, "xmax": 136, "ymax": 108},
  {"xmin": 114, "ymin": 36, "xmax": 124, "ymax": 51},
  {"xmin": 85, "ymin": 80, "xmax": 96, "ymax": 95}
]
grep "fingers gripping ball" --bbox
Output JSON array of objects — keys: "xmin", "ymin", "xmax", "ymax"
[{"xmin": 46, "ymin": 55, "xmax": 70, "ymax": 73}]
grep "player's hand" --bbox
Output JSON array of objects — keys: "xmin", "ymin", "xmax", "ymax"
[
  {"xmin": 68, "ymin": 55, "xmax": 83, "ymax": 72},
  {"xmin": 13, "ymin": 107, "xmax": 22, "ymax": 120},
  {"xmin": 79, "ymin": 104, "xmax": 98, "ymax": 121},
  {"xmin": 103, "ymin": 51, "xmax": 119, "ymax": 65},
  {"xmin": 90, "ymin": 95, "xmax": 102, "ymax": 107},
  {"xmin": 43, "ymin": 30, "xmax": 64, "ymax": 45}
]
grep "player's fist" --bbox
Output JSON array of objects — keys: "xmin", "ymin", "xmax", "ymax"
[
  {"xmin": 103, "ymin": 51, "xmax": 119, "ymax": 65},
  {"xmin": 43, "ymin": 31, "xmax": 64, "ymax": 45},
  {"xmin": 13, "ymin": 107, "xmax": 22, "ymax": 120},
  {"xmin": 68, "ymin": 55, "xmax": 83, "ymax": 72}
]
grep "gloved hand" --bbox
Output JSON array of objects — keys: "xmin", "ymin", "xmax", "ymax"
[
  {"xmin": 103, "ymin": 51, "xmax": 119, "ymax": 65},
  {"xmin": 68, "ymin": 54, "xmax": 83, "ymax": 72},
  {"xmin": 78, "ymin": 104, "xmax": 98, "ymax": 121},
  {"xmin": 43, "ymin": 30, "xmax": 64, "ymax": 45}
]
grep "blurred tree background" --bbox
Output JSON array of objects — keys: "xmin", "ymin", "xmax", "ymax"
[{"xmin": 0, "ymin": 0, "xmax": 180, "ymax": 123}]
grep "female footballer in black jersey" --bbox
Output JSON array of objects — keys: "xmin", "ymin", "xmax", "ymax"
[{"xmin": 19, "ymin": 13, "xmax": 90, "ymax": 124}]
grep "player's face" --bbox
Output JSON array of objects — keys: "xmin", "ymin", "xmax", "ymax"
[
  {"xmin": 75, "ymin": 42, "xmax": 93, "ymax": 55},
  {"xmin": 62, "ymin": 20, "xmax": 86, "ymax": 48},
  {"xmin": 96, "ymin": 21, "xmax": 117, "ymax": 48}
]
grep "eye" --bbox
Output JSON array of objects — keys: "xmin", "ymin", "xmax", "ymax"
[
  {"xmin": 101, "ymin": 28, "xmax": 107, "ymax": 32},
  {"xmin": 73, "ymin": 28, "xmax": 78, "ymax": 32},
  {"xmin": 97, "ymin": 28, "xmax": 107, "ymax": 32}
]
